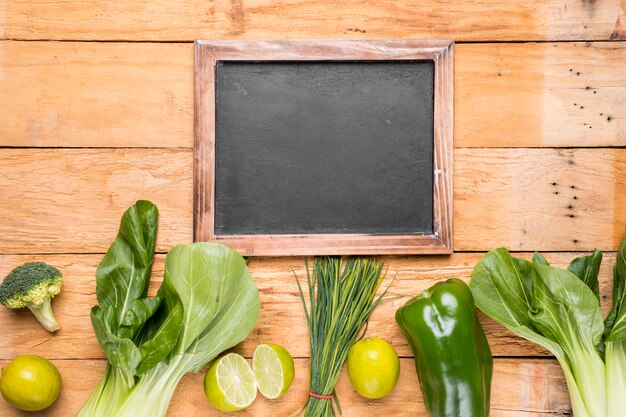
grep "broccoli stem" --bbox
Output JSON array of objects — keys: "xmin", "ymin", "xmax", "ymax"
[{"xmin": 27, "ymin": 298, "xmax": 60, "ymax": 332}]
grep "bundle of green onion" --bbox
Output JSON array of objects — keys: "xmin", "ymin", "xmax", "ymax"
[{"xmin": 295, "ymin": 257, "xmax": 386, "ymax": 417}]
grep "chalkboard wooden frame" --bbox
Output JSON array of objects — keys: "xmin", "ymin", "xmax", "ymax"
[{"xmin": 194, "ymin": 39, "xmax": 453, "ymax": 256}]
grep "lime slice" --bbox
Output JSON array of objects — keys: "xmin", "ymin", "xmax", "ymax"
[
  {"xmin": 204, "ymin": 353, "xmax": 257, "ymax": 412},
  {"xmin": 252, "ymin": 343, "xmax": 295, "ymax": 399}
]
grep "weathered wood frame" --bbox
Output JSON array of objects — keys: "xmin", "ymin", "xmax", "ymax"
[{"xmin": 194, "ymin": 39, "xmax": 454, "ymax": 256}]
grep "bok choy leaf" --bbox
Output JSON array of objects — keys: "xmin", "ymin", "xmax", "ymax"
[
  {"xmin": 470, "ymin": 248, "xmax": 606, "ymax": 417},
  {"xmin": 567, "ymin": 250, "xmax": 602, "ymax": 302},
  {"xmin": 76, "ymin": 201, "xmax": 260, "ymax": 417},
  {"xmin": 605, "ymin": 237, "xmax": 626, "ymax": 417}
]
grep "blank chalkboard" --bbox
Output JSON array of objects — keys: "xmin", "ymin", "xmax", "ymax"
[
  {"xmin": 194, "ymin": 40, "xmax": 454, "ymax": 256},
  {"xmin": 215, "ymin": 60, "xmax": 434, "ymax": 235}
]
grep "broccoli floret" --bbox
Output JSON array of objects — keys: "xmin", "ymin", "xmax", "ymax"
[{"xmin": 0, "ymin": 261, "xmax": 62, "ymax": 332}]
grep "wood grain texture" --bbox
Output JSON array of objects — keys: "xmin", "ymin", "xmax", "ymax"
[
  {"xmin": 454, "ymin": 147, "xmax": 626, "ymax": 251},
  {"xmin": 194, "ymin": 39, "xmax": 453, "ymax": 255},
  {"xmin": 1, "ymin": 148, "xmax": 626, "ymax": 254},
  {"xmin": 0, "ymin": 358, "xmax": 572, "ymax": 417},
  {"xmin": 1, "ymin": 2, "xmax": 622, "ymax": 417},
  {"xmin": 193, "ymin": 41, "xmax": 216, "ymax": 246},
  {"xmin": 0, "ymin": 41, "xmax": 193, "ymax": 148},
  {"xmin": 2, "ymin": 41, "xmax": 624, "ymax": 148},
  {"xmin": 0, "ymin": 149, "xmax": 193, "ymax": 254},
  {"xmin": 0, "ymin": 252, "xmax": 615, "ymax": 360},
  {"xmin": 1, "ymin": 0, "xmax": 624, "ymax": 41},
  {"xmin": 434, "ymin": 40, "xmax": 454, "ymax": 250},
  {"xmin": 195, "ymin": 38, "xmax": 454, "ymax": 60},
  {"xmin": 456, "ymin": 41, "xmax": 626, "ymax": 147}
]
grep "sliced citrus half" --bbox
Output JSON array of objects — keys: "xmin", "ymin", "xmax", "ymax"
[
  {"xmin": 252, "ymin": 343, "xmax": 295, "ymax": 399},
  {"xmin": 204, "ymin": 353, "xmax": 257, "ymax": 412}
]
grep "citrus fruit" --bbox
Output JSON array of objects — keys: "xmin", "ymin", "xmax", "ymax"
[
  {"xmin": 0, "ymin": 355, "xmax": 62, "ymax": 411},
  {"xmin": 347, "ymin": 337, "xmax": 400, "ymax": 399},
  {"xmin": 204, "ymin": 353, "xmax": 257, "ymax": 412},
  {"xmin": 252, "ymin": 343, "xmax": 295, "ymax": 399}
]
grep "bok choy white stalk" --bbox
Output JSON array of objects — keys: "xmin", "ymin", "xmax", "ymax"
[
  {"xmin": 76, "ymin": 200, "xmax": 260, "ymax": 417},
  {"xmin": 469, "ymin": 238, "xmax": 626, "ymax": 417}
]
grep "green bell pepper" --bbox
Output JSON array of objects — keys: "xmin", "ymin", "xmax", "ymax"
[{"xmin": 395, "ymin": 278, "xmax": 493, "ymax": 417}]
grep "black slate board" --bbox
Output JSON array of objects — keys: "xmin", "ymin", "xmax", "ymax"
[{"xmin": 214, "ymin": 60, "xmax": 434, "ymax": 236}]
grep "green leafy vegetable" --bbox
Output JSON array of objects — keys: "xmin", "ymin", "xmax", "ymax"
[
  {"xmin": 567, "ymin": 250, "xmax": 602, "ymax": 302},
  {"xmin": 76, "ymin": 201, "xmax": 260, "ymax": 417},
  {"xmin": 607, "ymin": 239, "xmax": 626, "ymax": 341},
  {"xmin": 295, "ymin": 257, "xmax": 386, "ymax": 417},
  {"xmin": 470, "ymin": 243, "xmax": 626, "ymax": 417},
  {"xmin": 605, "ymin": 237, "xmax": 626, "ymax": 417}
]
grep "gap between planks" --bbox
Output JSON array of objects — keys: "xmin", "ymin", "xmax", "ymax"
[
  {"xmin": 1, "ymin": 39, "xmax": 626, "ymax": 44},
  {"xmin": 0, "ymin": 250, "xmax": 617, "ymax": 256}
]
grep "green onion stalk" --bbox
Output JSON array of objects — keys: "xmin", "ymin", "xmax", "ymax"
[{"xmin": 295, "ymin": 257, "xmax": 386, "ymax": 417}]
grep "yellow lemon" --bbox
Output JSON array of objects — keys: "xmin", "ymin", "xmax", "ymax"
[{"xmin": 347, "ymin": 337, "xmax": 400, "ymax": 399}]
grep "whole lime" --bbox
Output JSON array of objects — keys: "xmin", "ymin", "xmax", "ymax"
[
  {"xmin": 347, "ymin": 337, "xmax": 400, "ymax": 399},
  {"xmin": 0, "ymin": 355, "xmax": 62, "ymax": 411}
]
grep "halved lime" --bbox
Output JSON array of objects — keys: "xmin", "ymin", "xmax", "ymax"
[
  {"xmin": 204, "ymin": 353, "xmax": 257, "ymax": 412},
  {"xmin": 252, "ymin": 343, "xmax": 295, "ymax": 399}
]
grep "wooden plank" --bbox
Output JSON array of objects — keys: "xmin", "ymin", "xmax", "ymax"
[
  {"xmin": 0, "ymin": 252, "xmax": 615, "ymax": 360},
  {"xmin": 457, "ymin": 41, "xmax": 626, "ymax": 147},
  {"xmin": 1, "ymin": 41, "xmax": 624, "ymax": 148},
  {"xmin": 0, "ymin": 41, "xmax": 193, "ymax": 148},
  {"xmin": 0, "ymin": 358, "xmax": 572, "ymax": 416},
  {"xmin": 1, "ymin": 148, "xmax": 626, "ymax": 254},
  {"xmin": 455, "ymin": 147, "xmax": 626, "ymax": 251},
  {"xmin": 1, "ymin": 0, "xmax": 624, "ymax": 41},
  {"xmin": 0, "ymin": 149, "xmax": 193, "ymax": 254}
]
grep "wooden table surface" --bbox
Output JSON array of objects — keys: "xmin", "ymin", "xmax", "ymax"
[{"xmin": 1, "ymin": 1, "xmax": 625, "ymax": 416}]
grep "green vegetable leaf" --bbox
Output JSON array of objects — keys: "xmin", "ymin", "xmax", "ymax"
[
  {"xmin": 532, "ymin": 252, "xmax": 550, "ymax": 266},
  {"xmin": 531, "ymin": 264, "xmax": 604, "ymax": 348},
  {"xmin": 92, "ymin": 306, "xmax": 142, "ymax": 371},
  {"xmin": 471, "ymin": 249, "xmax": 607, "ymax": 417},
  {"xmin": 161, "ymin": 243, "xmax": 260, "ymax": 360},
  {"xmin": 531, "ymin": 264, "xmax": 606, "ymax": 417},
  {"xmin": 469, "ymin": 248, "xmax": 535, "ymax": 331},
  {"xmin": 136, "ymin": 301, "xmax": 183, "ymax": 374},
  {"xmin": 470, "ymin": 249, "xmax": 568, "ymax": 359},
  {"xmin": 96, "ymin": 200, "xmax": 158, "ymax": 334},
  {"xmin": 118, "ymin": 297, "xmax": 162, "ymax": 340},
  {"xmin": 606, "ymin": 237, "xmax": 626, "ymax": 341},
  {"xmin": 78, "ymin": 203, "xmax": 261, "ymax": 417},
  {"xmin": 567, "ymin": 250, "xmax": 602, "ymax": 302}
]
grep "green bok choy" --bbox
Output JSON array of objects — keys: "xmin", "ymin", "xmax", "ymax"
[
  {"xmin": 469, "ymin": 238, "xmax": 626, "ymax": 417},
  {"xmin": 76, "ymin": 200, "xmax": 260, "ymax": 417}
]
